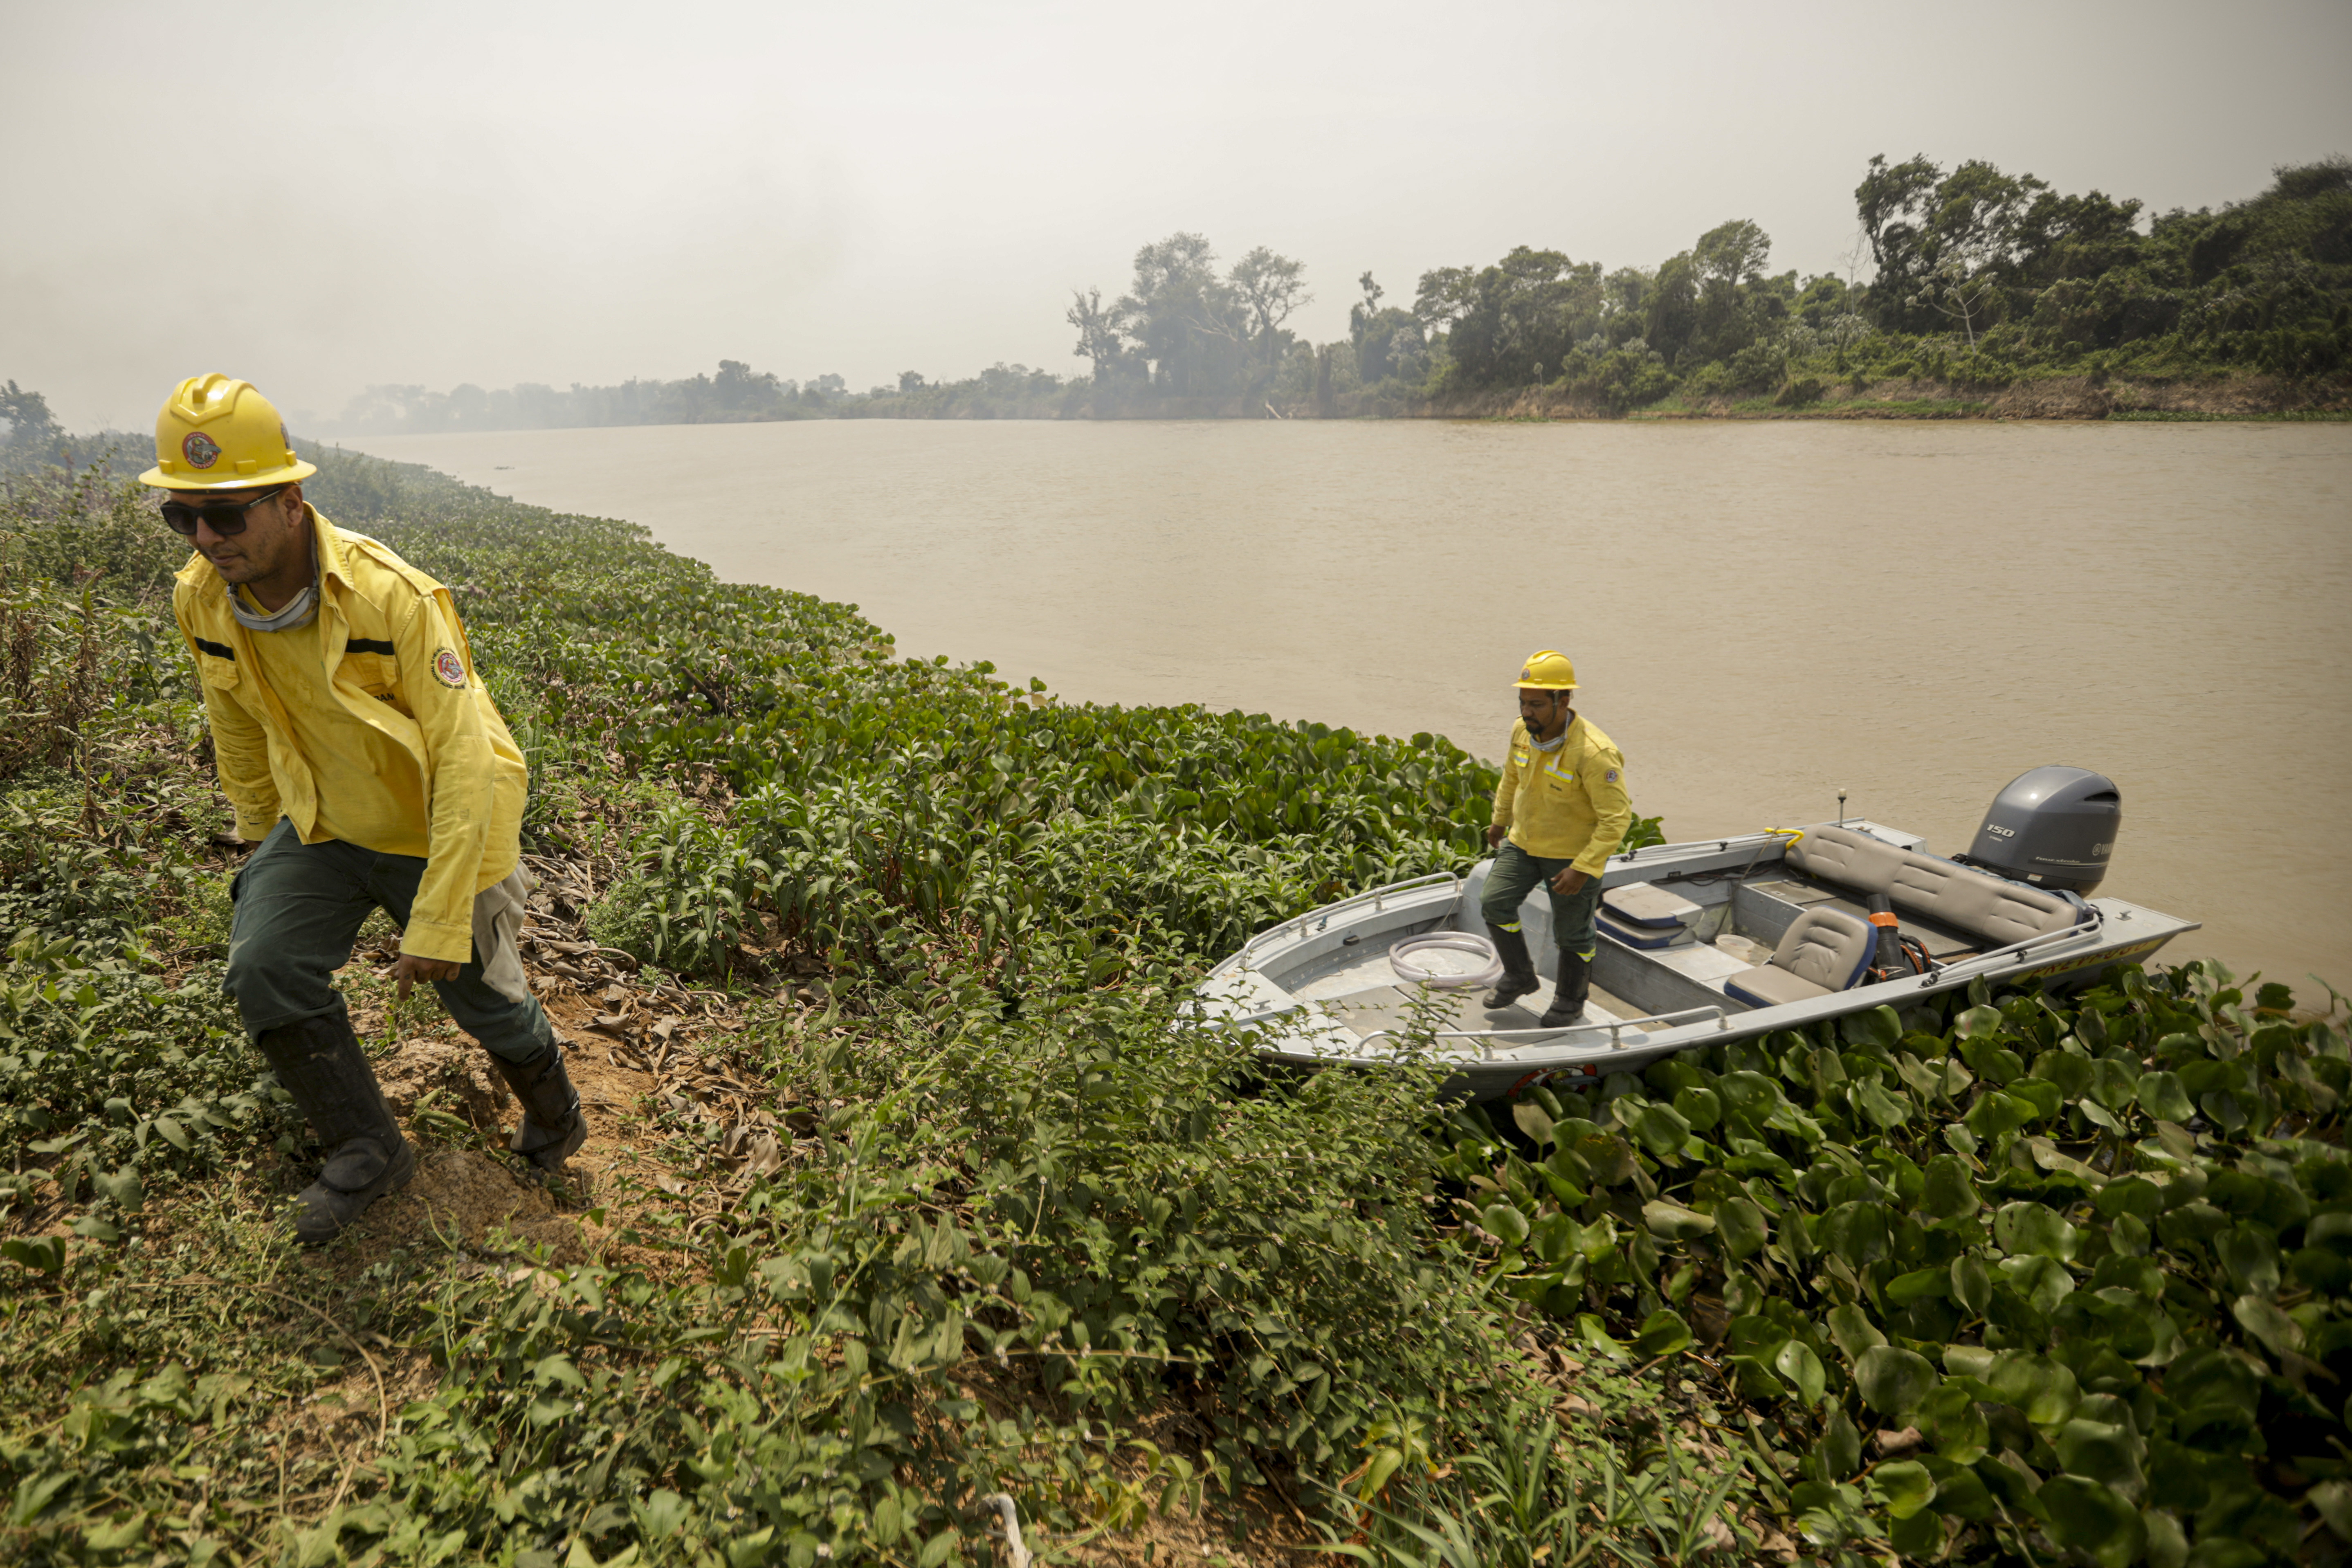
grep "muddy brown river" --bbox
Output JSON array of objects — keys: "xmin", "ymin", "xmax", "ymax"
[{"xmin": 353, "ymin": 418, "xmax": 2352, "ymax": 991}]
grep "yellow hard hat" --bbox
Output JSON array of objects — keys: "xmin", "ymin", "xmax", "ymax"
[
  {"xmin": 139, "ymin": 375, "xmax": 318, "ymax": 491},
  {"xmin": 1513, "ymin": 649, "xmax": 1579, "ymax": 690}
]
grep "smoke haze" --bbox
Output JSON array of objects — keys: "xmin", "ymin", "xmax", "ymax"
[{"xmin": 6, "ymin": 0, "xmax": 2349, "ymax": 430}]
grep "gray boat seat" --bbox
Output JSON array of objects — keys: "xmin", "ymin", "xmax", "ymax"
[
  {"xmin": 1603, "ymin": 884, "xmax": 1703, "ymax": 930},
  {"xmin": 1598, "ymin": 910, "xmax": 1692, "ymax": 950},
  {"xmin": 1723, "ymin": 906, "xmax": 1874, "ymax": 1009},
  {"xmin": 1599, "ymin": 883, "xmax": 1703, "ymax": 949},
  {"xmin": 1888, "ymin": 856, "xmax": 2083, "ymax": 945},
  {"xmin": 1788, "ymin": 824, "xmax": 2087, "ymax": 946},
  {"xmin": 1785, "ymin": 825, "xmax": 1905, "ymax": 894}
]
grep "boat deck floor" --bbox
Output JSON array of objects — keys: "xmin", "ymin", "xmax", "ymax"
[
  {"xmin": 1280, "ymin": 924, "xmax": 1642, "ymax": 1038},
  {"xmin": 1314, "ymin": 978, "xmax": 1644, "ymax": 1041}
]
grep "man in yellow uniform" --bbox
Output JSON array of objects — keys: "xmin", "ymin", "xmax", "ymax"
[
  {"xmin": 1480, "ymin": 649, "xmax": 1632, "ymax": 1027},
  {"xmin": 143, "ymin": 375, "xmax": 584, "ymax": 1244}
]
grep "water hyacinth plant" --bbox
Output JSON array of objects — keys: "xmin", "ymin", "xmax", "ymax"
[{"xmin": 1443, "ymin": 969, "xmax": 2351, "ymax": 1565}]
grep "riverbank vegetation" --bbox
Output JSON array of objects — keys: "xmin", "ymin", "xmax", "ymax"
[
  {"xmin": 0, "ymin": 439, "xmax": 2347, "ymax": 1566},
  {"xmin": 299, "ymin": 153, "xmax": 2352, "ymax": 437}
]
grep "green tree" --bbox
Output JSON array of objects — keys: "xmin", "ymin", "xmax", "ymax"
[
  {"xmin": 1693, "ymin": 219, "xmax": 1771, "ymax": 290},
  {"xmin": 1437, "ymin": 247, "xmax": 1604, "ymax": 387},
  {"xmin": 1789, "ymin": 273, "xmax": 1852, "ymax": 328},
  {"xmin": 1600, "ymin": 267, "xmax": 1653, "ymax": 344},
  {"xmin": 1820, "ymin": 312, "xmax": 1873, "ymax": 368},
  {"xmin": 1412, "ymin": 265, "xmax": 1477, "ymax": 334},
  {"xmin": 1, "ymin": 382, "xmax": 63, "ymax": 453},
  {"xmin": 1643, "ymin": 253, "xmax": 1700, "ymax": 364},
  {"xmin": 1855, "ymin": 153, "xmax": 1944, "ymax": 323},
  {"xmin": 1908, "ymin": 256, "xmax": 2001, "ymax": 350},
  {"xmin": 1229, "ymin": 246, "xmax": 1312, "ymax": 403},
  {"xmin": 1068, "ymin": 235, "xmax": 1311, "ymax": 407},
  {"xmin": 1685, "ymin": 219, "xmax": 1778, "ymax": 364},
  {"xmin": 1065, "ymin": 286, "xmax": 1133, "ymax": 383},
  {"xmin": 1118, "ymin": 233, "xmax": 1248, "ymax": 398},
  {"xmin": 712, "ymin": 359, "xmax": 785, "ymax": 415},
  {"xmin": 1856, "ymin": 155, "xmax": 2049, "ymax": 335},
  {"xmin": 2007, "ymin": 187, "xmax": 2147, "ymax": 290},
  {"xmin": 1350, "ymin": 273, "xmax": 1427, "ymax": 386},
  {"xmin": 1230, "ymin": 247, "xmax": 1310, "ymax": 344}
]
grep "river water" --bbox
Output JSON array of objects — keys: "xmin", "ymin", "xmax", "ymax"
[{"xmin": 353, "ymin": 419, "xmax": 2352, "ymax": 991}]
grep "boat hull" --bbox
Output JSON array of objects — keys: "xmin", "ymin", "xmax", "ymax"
[{"xmin": 1192, "ymin": 824, "xmax": 2198, "ymax": 1101}]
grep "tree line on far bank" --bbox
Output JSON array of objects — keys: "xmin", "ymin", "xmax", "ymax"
[{"xmin": 103, "ymin": 150, "xmax": 2345, "ymax": 442}]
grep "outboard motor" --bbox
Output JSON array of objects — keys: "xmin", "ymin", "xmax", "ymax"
[{"xmin": 1958, "ymin": 766, "xmax": 2121, "ymax": 895}]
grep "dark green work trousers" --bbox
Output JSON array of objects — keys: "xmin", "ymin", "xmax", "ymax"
[
  {"xmin": 226, "ymin": 818, "xmax": 553, "ymax": 1064},
  {"xmin": 1480, "ymin": 840, "xmax": 1606, "ymax": 961}
]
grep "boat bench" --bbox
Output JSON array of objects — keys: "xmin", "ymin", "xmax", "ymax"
[
  {"xmin": 1786, "ymin": 825, "xmax": 2089, "ymax": 946},
  {"xmin": 1598, "ymin": 883, "xmax": 1703, "ymax": 950},
  {"xmin": 1720, "ymin": 826, "xmax": 2089, "ymax": 1011}
]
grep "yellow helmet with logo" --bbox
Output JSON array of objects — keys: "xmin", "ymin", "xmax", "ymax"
[
  {"xmin": 139, "ymin": 375, "xmax": 318, "ymax": 492},
  {"xmin": 1513, "ymin": 649, "xmax": 1579, "ymax": 690}
]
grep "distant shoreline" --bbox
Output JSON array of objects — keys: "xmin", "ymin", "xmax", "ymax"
[{"xmin": 306, "ymin": 373, "xmax": 2350, "ymax": 439}]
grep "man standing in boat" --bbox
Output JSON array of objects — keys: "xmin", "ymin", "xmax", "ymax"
[
  {"xmin": 145, "ymin": 374, "xmax": 586, "ymax": 1245},
  {"xmin": 1480, "ymin": 649, "xmax": 1632, "ymax": 1027}
]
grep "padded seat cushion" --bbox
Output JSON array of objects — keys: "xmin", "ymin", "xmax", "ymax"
[
  {"xmin": 1785, "ymin": 826, "xmax": 1904, "ymax": 895},
  {"xmin": 1723, "ymin": 905, "xmax": 1874, "ymax": 1009},
  {"xmin": 1788, "ymin": 824, "xmax": 2084, "ymax": 946},
  {"xmin": 1602, "ymin": 884, "xmax": 1703, "ymax": 930},
  {"xmin": 1724, "ymin": 964, "xmax": 1831, "ymax": 1008},
  {"xmin": 1888, "ymin": 856, "xmax": 2080, "ymax": 945},
  {"xmin": 1598, "ymin": 911, "xmax": 1691, "ymax": 950}
]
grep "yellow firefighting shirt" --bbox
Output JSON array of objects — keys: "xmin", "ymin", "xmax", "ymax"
[
  {"xmin": 241, "ymin": 613, "xmax": 433, "ymax": 859},
  {"xmin": 173, "ymin": 508, "xmax": 528, "ymax": 964},
  {"xmin": 1489, "ymin": 714, "xmax": 1633, "ymax": 878}
]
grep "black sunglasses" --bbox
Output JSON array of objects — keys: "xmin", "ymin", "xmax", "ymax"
[{"xmin": 159, "ymin": 488, "xmax": 287, "ymax": 539}]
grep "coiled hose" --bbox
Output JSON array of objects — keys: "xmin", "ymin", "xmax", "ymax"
[{"xmin": 1388, "ymin": 932, "xmax": 1504, "ymax": 990}]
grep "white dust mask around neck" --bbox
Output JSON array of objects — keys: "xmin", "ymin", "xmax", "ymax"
[{"xmin": 229, "ymin": 571, "xmax": 319, "ymax": 633}]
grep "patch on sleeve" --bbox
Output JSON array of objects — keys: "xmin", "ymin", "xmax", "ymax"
[
  {"xmin": 431, "ymin": 647, "xmax": 468, "ymax": 688},
  {"xmin": 1605, "ymin": 768, "xmax": 1620, "ymax": 783}
]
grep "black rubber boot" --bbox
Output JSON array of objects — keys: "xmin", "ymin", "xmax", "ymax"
[
  {"xmin": 1540, "ymin": 950, "xmax": 1593, "ymax": 1028},
  {"xmin": 1482, "ymin": 924, "xmax": 1541, "ymax": 1011},
  {"xmin": 486, "ymin": 1040, "xmax": 587, "ymax": 1171},
  {"xmin": 254, "ymin": 1014, "xmax": 416, "ymax": 1246}
]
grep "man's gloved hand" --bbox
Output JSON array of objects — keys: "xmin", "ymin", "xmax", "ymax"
[{"xmin": 391, "ymin": 953, "xmax": 463, "ymax": 1001}]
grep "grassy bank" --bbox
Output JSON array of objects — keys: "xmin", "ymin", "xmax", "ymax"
[{"xmin": 0, "ymin": 447, "xmax": 2346, "ymax": 1568}]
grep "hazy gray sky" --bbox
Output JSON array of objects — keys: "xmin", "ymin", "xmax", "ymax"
[{"xmin": 7, "ymin": 0, "xmax": 2348, "ymax": 431}]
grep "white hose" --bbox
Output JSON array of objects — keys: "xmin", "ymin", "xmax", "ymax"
[
  {"xmin": 980, "ymin": 1494, "xmax": 1030, "ymax": 1567},
  {"xmin": 1388, "ymin": 932, "xmax": 1504, "ymax": 990}
]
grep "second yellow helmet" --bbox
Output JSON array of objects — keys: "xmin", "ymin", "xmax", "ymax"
[
  {"xmin": 139, "ymin": 375, "xmax": 318, "ymax": 492},
  {"xmin": 1513, "ymin": 649, "xmax": 1579, "ymax": 690}
]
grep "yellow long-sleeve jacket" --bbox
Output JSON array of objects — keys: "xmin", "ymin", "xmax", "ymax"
[
  {"xmin": 1490, "ymin": 714, "xmax": 1633, "ymax": 879},
  {"xmin": 173, "ymin": 508, "xmax": 528, "ymax": 964}
]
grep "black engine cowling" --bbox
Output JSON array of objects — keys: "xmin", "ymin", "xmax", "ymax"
[{"xmin": 1959, "ymin": 765, "xmax": 2121, "ymax": 895}]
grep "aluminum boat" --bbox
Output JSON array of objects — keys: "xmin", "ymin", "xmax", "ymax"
[{"xmin": 1193, "ymin": 787, "xmax": 2197, "ymax": 1101}]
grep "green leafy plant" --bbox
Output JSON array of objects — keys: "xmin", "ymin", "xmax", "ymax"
[{"xmin": 1443, "ymin": 966, "xmax": 2351, "ymax": 1564}]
